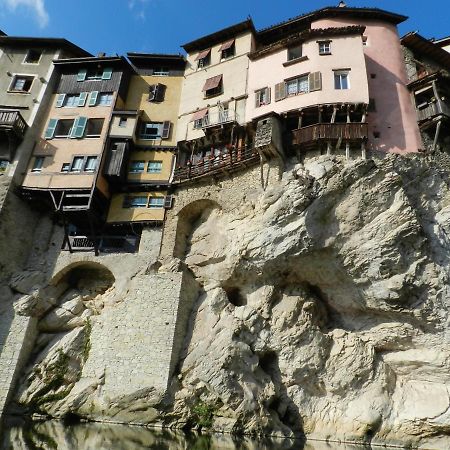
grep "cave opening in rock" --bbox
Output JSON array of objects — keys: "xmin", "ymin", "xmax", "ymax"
[
  {"xmin": 224, "ymin": 287, "xmax": 247, "ymax": 307},
  {"xmin": 258, "ymin": 351, "xmax": 278, "ymax": 376}
]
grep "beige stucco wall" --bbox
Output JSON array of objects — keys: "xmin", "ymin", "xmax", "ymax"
[
  {"xmin": 107, "ymin": 191, "xmax": 166, "ymax": 223},
  {"xmin": 109, "ymin": 114, "xmax": 139, "ymax": 140},
  {"xmin": 246, "ymin": 34, "xmax": 369, "ymax": 122},
  {"xmin": 177, "ymin": 31, "xmax": 254, "ymax": 143},
  {"xmin": 127, "ymin": 150, "xmax": 174, "ymax": 183},
  {"xmin": 22, "ymin": 93, "xmax": 115, "ymax": 190},
  {"xmin": 124, "ymin": 74, "xmax": 182, "ymax": 147},
  {"xmin": 311, "ymin": 18, "xmax": 422, "ymax": 154}
]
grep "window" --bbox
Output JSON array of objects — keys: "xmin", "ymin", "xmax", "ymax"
[
  {"xmin": 139, "ymin": 121, "xmax": 171, "ymax": 140},
  {"xmin": 85, "ymin": 119, "xmax": 104, "ymax": 137},
  {"xmin": 286, "ymin": 75, "xmax": 309, "ymax": 96},
  {"xmin": 84, "ymin": 156, "xmax": 98, "ymax": 172},
  {"xmin": 56, "ymin": 93, "xmax": 87, "ymax": 108},
  {"xmin": 54, "ymin": 119, "xmax": 74, "ymax": 138},
  {"xmin": 0, "ymin": 160, "xmax": 8, "ymax": 172},
  {"xmin": 65, "ymin": 94, "xmax": 80, "ymax": 107},
  {"xmin": 153, "ymin": 67, "xmax": 169, "ymax": 76},
  {"xmin": 287, "ymin": 45, "xmax": 302, "ymax": 61},
  {"xmin": 203, "ymin": 75, "xmax": 223, "ymax": 98},
  {"xmin": 147, "ymin": 161, "xmax": 162, "ymax": 173},
  {"xmin": 196, "ymin": 49, "xmax": 211, "ymax": 70},
  {"xmin": 24, "ymin": 49, "xmax": 42, "ymax": 64},
  {"xmin": 334, "ymin": 71, "xmax": 350, "ymax": 90},
  {"xmin": 192, "ymin": 109, "xmax": 208, "ymax": 129},
  {"xmin": 255, "ymin": 87, "xmax": 271, "ymax": 107},
  {"xmin": 77, "ymin": 68, "xmax": 112, "ymax": 81},
  {"xmin": 98, "ymin": 92, "xmax": 113, "ymax": 106},
  {"xmin": 220, "ymin": 40, "xmax": 235, "ymax": 60},
  {"xmin": 9, "ymin": 75, "xmax": 34, "ymax": 92},
  {"xmin": 129, "ymin": 160, "xmax": 145, "ymax": 173},
  {"xmin": 318, "ymin": 41, "xmax": 331, "ymax": 55},
  {"xmin": 31, "ymin": 156, "xmax": 44, "ymax": 172},
  {"xmin": 70, "ymin": 157, "xmax": 84, "ymax": 172},
  {"xmin": 61, "ymin": 163, "xmax": 70, "ymax": 172},
  {"xmin": 124, "ymin": 196, "xmax": 147, "ymax": 208},
  {"xmin": 148, "ymin": 83, "xmax": 166, "ymax": 102},
  {"xmin": 362, "ymin": 36, "xmax": 368, "ymax": 46},
  {"xmin": 119, "ymin": 117, "xmax": 127, "ymax": 127},
  {"xmin": 148, "ymin": 197, "xmax": 164, "ymax": 208}
]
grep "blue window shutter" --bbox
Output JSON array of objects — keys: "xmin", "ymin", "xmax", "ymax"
[
  {"xmin": 102, "ymin": 68, "xmax": 113, "ymax": 80},
  {"xmin": 88, "ymin": 91, "xmax": 98, "ymax": 106},
  {"xmin": 78, "ymin": 92, "xmax": 88, "ymax": 107},
  {"xmin": 44, "ymin": 119, "xmax": 58, "ymax": 139},
  {"xmin": 55, "ymin": 94, "xmax": 66, "ymax": 108},
  {"xmin": 70, "ymin": 117, "xmax": 87, "ymax": 138},
  {"xmin": 161, "ymin": 121, "xmax": 171, "ymax": 139},
  {"xmin": 77, "ymin": 69, "xmax": 87, "ymax": 82}
]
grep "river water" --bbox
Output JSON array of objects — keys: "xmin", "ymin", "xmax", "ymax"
[{"xmin": 0, "ymin": 419, "xmax": 373, "ymax": 450}]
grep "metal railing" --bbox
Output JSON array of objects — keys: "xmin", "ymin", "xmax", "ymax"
[
  {"xmin": 196, "ymin": 110, "xmax": 239, "ymax": 129},
  {"xmin": 0, "ymin": 109, "xmax": 27, "ymax": 138},
  {"xmin": 292, "ymin": 123, "xmax": 369, "ymax": 145},
  {"xmin": 174, "ymin": 145, "xmax": 259, "ymax": 182},
  {"xmin": 64, "ymin": 235, "xmax": 140, "ymax": 253}
]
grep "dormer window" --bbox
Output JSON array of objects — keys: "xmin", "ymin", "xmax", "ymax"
[
  {"xmin": 203, "ymin": 75, "xmax": 223, "ymax": 98},
  {"xmin": 219, "ymin": 40, "xmax": 235, "ymax": 60},
  {"xmin": 287, "ymin": 45, "xmax": 302, "ymax": 61},
  {"xmin": 195, "ymin": 49, "xmax": 211, "ymax": 69}
]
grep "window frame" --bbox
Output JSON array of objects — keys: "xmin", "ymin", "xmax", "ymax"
[
  {"xmin": 31, "ymin": 156, "xmax": 45, "ymax": 172},
  {"xmin": 285, "ymin": 74, "xmax": 309, "ymax": 96},
  {"xmin": 124, "ymin": 195, "xmax": 148, "ymax": 208},
  {"xmin": 97, "ymin": 92, "xmax": 113, "ymax": 106},
  {"xmin": 153, "ymin": 67, "xmax": 170, "ymax": 76},
  {"xmin": 139, "ymin": 121, "xmax": 164, "ymax": 140},
  {"xmin": 334, "ymin": 70, "xmax": 350, "ymax": 90},
  {"xmin": 147, "ymin": 161, "xmax": 163, "ymax": 174},
  {"xmin": 129, "ymin": 160, "xmax": 146, "ymax": 173},
  {"xmin": 8, "ymin": 74, "xmax": 35, "ymax": 93},
  {"xmin": 84, "ymin": 118, "xmax": 104, "ymax": 138},
  {"xmin": 287, "ymin": 44, "xmax": 303, "ymax": 61},
  {"xmin": 54, "ymin": 119, "xmax": 75, "ymax": 138},
  {"xmin": 318, "ymin": 41, "xmax": 332, "ymax": 55},
  {"xmin": 197, "ymin": 54, "xmax": 211, "ymax": 70},
  {"xmin": 255, "ymin": 87, "xmax": 270, "ymax": 107},
  {"xmin": 148, "ymin": 197, "xmax": 165, "ymax": 209},
  {"xmin": 23, "ymin": 49, "xmax": 42, "ymax": 65},
  {"xmin": 221, "ymin": 43, "xmax": 235, "ymax": 60}
]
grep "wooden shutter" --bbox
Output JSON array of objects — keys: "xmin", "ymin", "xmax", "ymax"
[
  {"xmin": 161, "ymin": 121, "xmax": 171, "ymax": 139},
  {"xmin": 255, "ymin": 91, "xmax": 261, "ymax": 108},
  {"xmin": 164, "ymin": 195, "xmax": 173, "ymax": 209},
  {"xmin": 88, "ymin": 91, "xmax": 98, "ymax": 107},
  {"xmin": 70, "ymin": 117, "xmax": 87, "ymax": 138},
  {"xmin": 274, "ymin": 82, "xmax": 286, "ymax": 101},
  {"xmin": 55, "ymin": 94, "xmax": 65, "ymax": 108},
  {"xmin": 309, "ymin": 72, "xmax": 322, "ymax": 92},
  {"xmin": 266, "ymin": 87, "xmax": 271, "ymax": 104},
  {"xmin": 78, "ymin": 92, "xmax": 88, "ymax": 107},
  {"xmin": 44, "ymin": 119, "xmax": 58, "ymax": 139},
  {"xmin": 102, "ymin": 68, "xmax": 113, "ymax": 80},
  {"xmin": 155, "ymin": 83, "xmax": 166, "ymax": 102},
  {"xmin": 77, "ymin": 69, "xmax": 87, "ymax": 82},
  {"xmin": 148, "ymin": 84, "xmax": 157, "ymax": 101}
]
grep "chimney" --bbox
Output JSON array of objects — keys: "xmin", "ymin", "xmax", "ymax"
[
  {"xmin": 338, "ymin": 1, "xmax": 347, "ymax": 7},
  {"xmin": 97, "ymin": 52, "xmax": 106, "ymax": 57}
]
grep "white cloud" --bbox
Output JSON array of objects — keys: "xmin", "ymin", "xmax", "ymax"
[
  {"xmin": 3, "ymin": 0, "xmax": 49, "ymax": 28},
  {"xmin": 128, "ymin": 0, "xmax": 149, "ymax": 20}
]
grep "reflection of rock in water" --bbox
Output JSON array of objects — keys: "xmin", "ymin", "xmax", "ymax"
[{"xmin": 0, "ymin": 419, "xmax": 368, "ymax": 450}]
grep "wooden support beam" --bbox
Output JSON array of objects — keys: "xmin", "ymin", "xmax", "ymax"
[
  {"xmin": 361, "ymin": 141, "xmax": 366, "ymax": 159},
  {"xmin": 345, "ymin": 142, "xmax": 350, "ymax": 160},
  {"xmin": 432, "ymin": 120, "xmax": 442, "ymax": 152}
]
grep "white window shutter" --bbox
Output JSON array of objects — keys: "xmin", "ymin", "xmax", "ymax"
[{"xmin": 78, "ymin": 92, "xmax": 88, "ymax": 107}]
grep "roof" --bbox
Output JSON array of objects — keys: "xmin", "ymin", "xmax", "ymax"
[
  {"xmin": 401, "ymin": 32, "xmax": 450, "ymax": 72},
  {"xmin": 127, "ymin": 52, "xmax": 186, "ymax": 69},
  {"xmin": 250, "ymin": 25, "xmax": 365, "ymax": 60},
  {"xmin": 182, "ymin": 19, "xmax": 255, "ymax": 53},
  {"xmin": 257, "ymin": 6, "xmax": 407, "ymax": 44},
  {"xmin": 0, "ymin": 36, "xmax": 91, "ymax": 57},
  {"xmin": 433, "ymin": 36, "xmax": 450, "ymax": 48},
  {"xmin": 53, "ymin": 55, "xmax": 128, "ymax": 67}
]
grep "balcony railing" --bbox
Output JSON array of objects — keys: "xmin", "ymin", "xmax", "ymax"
[
  {"xmin": 0, "ymin": 109, "xmax": 27, "ymax": 139},
  {"xmin": 292, "ymin": 123, "xmax": 369, "ymax": 146},
  {"xmin": 174, "ymin": 145, "xmax": 259, "ymax": 182},
  {"xmin": 416, "ymin": 101, "xmax": 450, "ymax": 122},
  {"xmin": 64, "ymin": 235, "xmax": 140, "ymax": 253},
  {"xmin": 197, "ymin": 110, "xmax": 239, "ymax": 130}
]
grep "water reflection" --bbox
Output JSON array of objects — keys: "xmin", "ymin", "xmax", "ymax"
[{"xmin": 1, "ymin": 419, "xmax": 370, "ymax": 450}]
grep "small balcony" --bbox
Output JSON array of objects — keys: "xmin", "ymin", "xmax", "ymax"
[
  {"xmin": 0, "ymin": 109, "xmax": 27, "ymax": 139},
  {"xmin": 63, "ymin": 234, "xmax": 140, "ymax": 253},
  {"xmin": 174, "ymin": 145, "xmax": 259, "ymax": 183},
  {"xmin": 416, "ymin": 100, "xmax": 450, "ymax": 122},
  {"xmin": 292, "ymin": 123, "xmax": 369, "ymax": 147},
  {"xmin": 199, "ymin": 110, "xmax": 239, "ymax": 130}
]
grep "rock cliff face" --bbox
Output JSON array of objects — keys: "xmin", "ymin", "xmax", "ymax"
[{"xmin": 10, "ymin": 155, "xmax": 450, "ymax": 448}]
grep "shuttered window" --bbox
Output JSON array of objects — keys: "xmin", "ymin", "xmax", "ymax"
[
  {"xmin": 78, "ymin": 92, "xmax": 88, "ymax": 107},
  {"xmin": 255, "ymin": 87, "xmax": 271, "ymax": 107},
  {"xmin": 161, "ymin": 121, "xmax": 171, "ymax": 139},
  {"xmin": 77, "ymin": 69, "xmax": 87, "ymax": 82},
  {"xmin": 44, "ymin": 119, "xmax": 58, "ymax": 139},
  {"xmin": 88, "ymin": 91, "xmax": 99, "ymax": 107},
  {"xmin": 308, "ymin": 72, "xmax": 322, "ymax": 92},
  {"xmin": 274, "ymin": 82, "xmax": 286, "ymax": 101},
  {"xmin": 70, "ymin": 117, "xmax": 88, "ymax": 139},
  {"xmin": 55, "ymin": 94, "xmax": 66, "ymax": 108},
  {"xmin": 164, "ymin": 195, "xmax": 173, "ymax": 209},
  {"xmin": 148, "ymin": 197, "xmax": 165, "ymax": 209},
  {"xmin": 102, "ymin": 68, "xmax": 113, "ymax": 80},
  {"xmin": 149, "ymin": 83, "xmax": 166, "ymax": 102}
]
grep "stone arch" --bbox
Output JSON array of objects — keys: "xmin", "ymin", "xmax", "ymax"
[{"xmin": 173, "ymin": 199, "xmax": 222, "ymax": 260}]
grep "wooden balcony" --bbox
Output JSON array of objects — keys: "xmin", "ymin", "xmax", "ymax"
[
  {"xmin": 292, "ymin": 123, "xmax": 369, "ymax": 147},
  {"xmin": 0, "ymin": 109, "xmax": 27, "ymax": 139},
  {"xmin": 173, "ymin": 145, "xmax": 259, "ymax": 183},
  {"xmin": 416, "ymin": 101, "xmax": 450, "ymax": 122}
]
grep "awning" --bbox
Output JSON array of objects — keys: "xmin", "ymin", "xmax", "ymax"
[
  {"xmin": 195, "ymin": 48, "xmax": 211, "ymax": 61},
  {"xmin": 192, "ymin": 108, "xmax": 208, "ymax": 121},
  {"xmin": 202, "ymin": 74, "xmax": 222, "ymax": 91},
  {"xmin": 219, "ymin": 39, "xmax": 235, "ymax": 51}
]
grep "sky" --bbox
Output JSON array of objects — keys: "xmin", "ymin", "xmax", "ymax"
[{"xmin": 0, "ymin": 0, "xmax": 449, "ymax": 56}]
